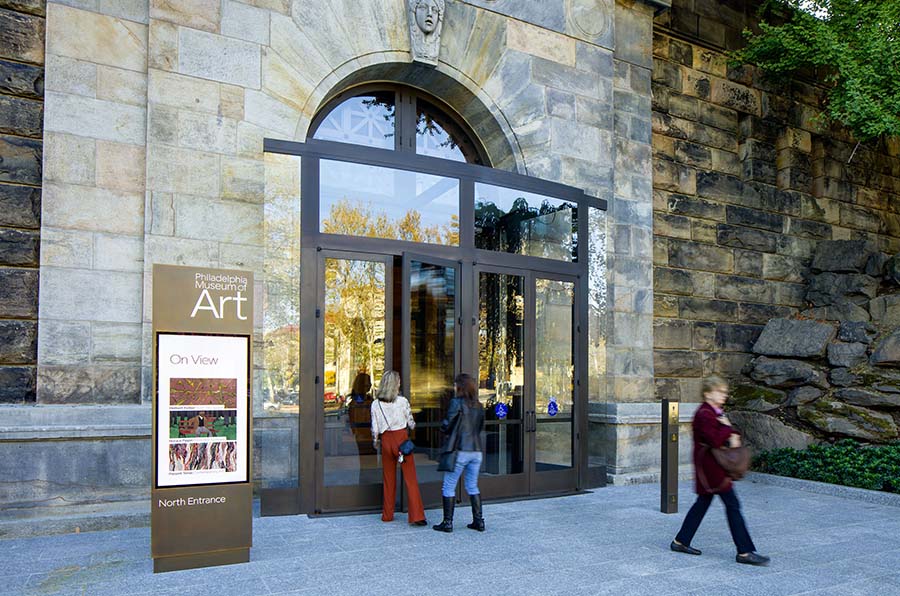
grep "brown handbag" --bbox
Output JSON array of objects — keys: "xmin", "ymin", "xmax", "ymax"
[{"xmin": 710, "ymin": 445, "xmax": 751, "ymax": 480}]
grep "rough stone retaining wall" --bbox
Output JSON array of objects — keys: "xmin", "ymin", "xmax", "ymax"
[
  {"xmin": 0, "ymin": 0, "xmax": 44, "ymax": 403},
  {"xmin": 651, "ymin": 0, "xmax": 900, "ymax": 405},
  {"xmin": 730, "ymin": 240, "xmax": 900, "ymax": 449}
]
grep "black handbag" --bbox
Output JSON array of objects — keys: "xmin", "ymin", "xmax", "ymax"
[
  {"xmin": 437, "ymin": 450, "xmax": 458, "ymax": 472},
  {"xmin": 436, "ymin": 401, "xmax": 463, "ymax": 472}
]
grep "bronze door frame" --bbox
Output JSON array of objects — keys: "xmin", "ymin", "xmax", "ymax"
[
  {"xmin": 315, "ymin": 250, "xmax": 394, "ymax": 514},
  {"xmin": 400, "ymin": 252, "xmax": 464, "ymax": 511},
  {"xmin": 529, "ymin": 270, "xmax": 581, "ymax": 496},
  {"xmin": 259, "ymin": 138, "xmax": 602, "ymax": 516},
  {"xmin": 471, "ymin": 265, "xmax": 582, "ymax": 501}
]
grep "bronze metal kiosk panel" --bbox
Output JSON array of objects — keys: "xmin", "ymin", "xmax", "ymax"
[{"xmin": 151, "ymin": 264, "xmax": 254, "ymax": 572}]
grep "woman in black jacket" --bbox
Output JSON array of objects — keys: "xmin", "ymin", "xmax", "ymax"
[{"xmin": 433, "ymin": 373, "xmax": 485, "ymax": 533}]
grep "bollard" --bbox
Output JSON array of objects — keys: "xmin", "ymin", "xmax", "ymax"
[{"xmin": 660, "ymin": 399, "xmax": 679, "ymax": 513}]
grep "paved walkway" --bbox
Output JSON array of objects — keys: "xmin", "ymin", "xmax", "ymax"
[{"xmin": 2, "ymin": 480, "xmax": 899, "ymax": 596}]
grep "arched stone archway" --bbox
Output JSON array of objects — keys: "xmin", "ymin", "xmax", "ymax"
[{"xmin": 300, "ymin": 60, "xmax": 523, "ymax": 173}]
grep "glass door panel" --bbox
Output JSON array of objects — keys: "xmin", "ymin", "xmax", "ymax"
[
  {"xmin": 322, "ymin": 256, "xmax": 387, "ymax": 503},
  {"xmin": 404, "ymin": 256, "xmax": 459, "ymax": 505},
  {"xmin": 478, "ymin": 272, "xmax": 526, "ymax": 477},
  {"xmin": 533, "ymin": 278, "xmax": 575, "ymax": 475}
]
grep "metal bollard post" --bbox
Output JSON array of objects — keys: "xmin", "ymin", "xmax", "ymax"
[{"xmin": 660, "ymin": 399, "xmax": 679, "ymax": 513}]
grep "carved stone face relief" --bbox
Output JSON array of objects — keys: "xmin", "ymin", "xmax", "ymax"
[
  {"xmin": 409, "ymin": 0, "xmax": 445, "ymax": 66},
  {"xmin": 415, "ymin": 0, "xmax": 440, "ymax": 33}
]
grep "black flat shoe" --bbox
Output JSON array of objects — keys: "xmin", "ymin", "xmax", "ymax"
[
  {"xmin": 736, "ymin": 552, "xmax": 770, "ymax": 566},
  {"xmin": 411, "ymin": 519, "xmax": 428, "ymax": 526},
  {"xmin": 670, "ymin": 541, "xmax": 702, "ymax": 555}
]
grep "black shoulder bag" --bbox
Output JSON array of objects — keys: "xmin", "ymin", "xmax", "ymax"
[{"xmin": 437, "ymin": 403, "xmax": 463, "ymax": 472}]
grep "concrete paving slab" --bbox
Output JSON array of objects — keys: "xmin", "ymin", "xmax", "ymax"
[{"xmin": 2, "ymin": 481, "xmax": 900, "ymax": 596}]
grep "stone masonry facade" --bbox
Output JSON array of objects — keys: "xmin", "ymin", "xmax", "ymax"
[
  {"xmin": 651, "ymin": 0, "xmax": 900, "ymax": 405},
  {"xmin": 0, "ymin": 0, "xmax": 44, "ymax": 403},
  {"xmin": 2, "ymin": 0, "xmax": 667, "ymax": 509}
]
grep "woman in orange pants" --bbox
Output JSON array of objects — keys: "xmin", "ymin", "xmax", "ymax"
[{"xmin": 371, "ymin": 371, "xmax": 427, "ymax": 525}]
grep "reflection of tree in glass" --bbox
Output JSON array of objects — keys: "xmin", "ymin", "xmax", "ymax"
[
  {"xmin": 361, "ymin": 97, "xmax": 395, "ymax": 143},
  {"xmin": 535, "ymin": 280, "xmax": 574, "ymax": 413},
  {"xmin": 323, "ymin": 199, "xmax": 457, "ymax": 245},
  {"xmin": 417, "ymin": 111, "xmax": 459, "ymax": 152},
  {"xmin": 587, "ymin": 208, "xmax": 608, "ymax": 397},
  {"xmin": 475, "ymin": 198, "xmax": 576, "ymax": 261},
  {"xmin": 263, "ymin": 154, "xmax": 301, "ymax": 408},
  {"xmin": 479, "ymin": 274, "xmax": 523, "ymax": 400},
  {"xmin": 325, "ymin": 259, "xmax": 385, "ymax": 399}
]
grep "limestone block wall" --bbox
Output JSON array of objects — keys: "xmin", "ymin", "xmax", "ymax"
[
  {"xmin": 39, "ymin": 1, "xmax": 148, "ymax": 404},
  {"xmin": 651, "ymin": 0, "xmax": 900, "ymax": 405},
  {"xmin": 14, "ymin": 0, "xmax": 667, "ymax": 505},
  {"xmin": 0, "ymin": 0, "xmax": 44, "ymax": 403}
]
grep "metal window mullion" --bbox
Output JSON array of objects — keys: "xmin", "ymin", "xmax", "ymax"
[
  {"xmin": 301, "ymin": 156, "xmax": 319, "ymax": 244},
  {"xmin": 460, "ymin": 177, "xmax": 475, "ymax": 250}
]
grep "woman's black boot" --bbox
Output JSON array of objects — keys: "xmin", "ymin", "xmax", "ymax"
[
  {"xmin": 466, "ymin": 494, "xmax": 484, "ymax": 532},
  {"xmin": 432, "ymin": 497, "xmax": 454, "ymax": 532}
]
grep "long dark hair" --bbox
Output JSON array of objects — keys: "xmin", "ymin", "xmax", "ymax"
[{"xmin": 454, "ymin": 373, "xmax": 481, "ymax": 408}]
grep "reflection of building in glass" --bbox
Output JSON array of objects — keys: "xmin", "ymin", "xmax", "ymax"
[{"xmin": 474, "ymin": 183, "xmax": 577, "ymax": 262}]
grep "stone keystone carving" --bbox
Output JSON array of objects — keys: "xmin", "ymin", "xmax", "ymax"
[{"xmin": 408, "ymin": 0, "xmax": 444, "ymax": 66}]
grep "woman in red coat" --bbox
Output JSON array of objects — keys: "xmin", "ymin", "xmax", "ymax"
[{"xmin": 670, "ymin": 376, "xmax": 770, "ymax": 566}]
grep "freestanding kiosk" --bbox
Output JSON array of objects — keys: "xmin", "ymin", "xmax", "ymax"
[{"xmin": 151, "ymin": 264, "xmax": 253, "ymax": 572}]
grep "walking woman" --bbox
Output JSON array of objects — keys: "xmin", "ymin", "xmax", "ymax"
[
  {"xmin": 370, "ymin": 371, "xmax": 427, "ymax": 526},
  {"xmin": 433, "ymin": 373, "xmax": 485, "ymax": 533},
  {"xmin": 671, "ymin": 376, "xmax": 769, "ymax": 565}
]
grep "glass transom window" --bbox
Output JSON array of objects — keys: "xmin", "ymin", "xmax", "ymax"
[
  {"xmin": 312, "ymin": 92, "xmax": 395, "ymax": 150},
  {"xmin": 475, "ymin": 183, "xmax": 578, "ymax": 262},
  {"xmin": 311, "ymin": 85, "xmax": 485, "ymax": 165},
  {"xmin": 319, "ymin": 159, "xmax": 460, "ymax": 246}
]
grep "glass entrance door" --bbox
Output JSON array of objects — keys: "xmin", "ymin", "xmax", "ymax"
[
  {"xmin": 476, "ymin": 267, "xmax": 528, "ymax": 498},
  {"xmin": 474, "ymin": 267, "xmax": 578, "ymax": 499},
  {"xmin": 315, "ymin": 253, "xmax": 578, "ymax": 513},
  {"xmin": 531, "ymin": 275, "xmax": 577, "ymax": 494},
  {"xmin": 318, "ymin": 252, "xmax": 391, "ymax": 512},
  {"xmin": 400, "ymin": 254, "xmax": 460, "ymax": 509},
  {"xmin": 316, "ymin": 251, "xmax": 460, "ymax": 513}
]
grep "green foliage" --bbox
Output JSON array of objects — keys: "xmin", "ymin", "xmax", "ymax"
[
  {"xmin": 733, "ymin": 0, "xmax": 900, "ymax": 141},
  {"xmin": 753, "ymin": 439, "xmax": 900, "ymax": 493}
]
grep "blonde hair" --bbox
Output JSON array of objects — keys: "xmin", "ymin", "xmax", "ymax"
[
  {"xmin": 375, "ymin": 371, "xmax": 401, "ymax": 402},
  {"xmin": 701, "ymin": 375, "xmax": 728, "ymax": 397}
]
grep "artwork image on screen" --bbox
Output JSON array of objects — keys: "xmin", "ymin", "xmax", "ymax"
[
  {"xmin": 169, "ymin": 441, "xmax": 238, "ymax": 473},
  {"xmin": 169, "ymin": 378, "xmax": 238, "ymax": 408},
  {"xmin": 169, "ymin": 409, "xmax": 238, "ymax": 440}
]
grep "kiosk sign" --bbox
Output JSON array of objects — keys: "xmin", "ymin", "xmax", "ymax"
[{"xmin": 151, "ymin": 264, "xmax": 253, "ymax": 573}]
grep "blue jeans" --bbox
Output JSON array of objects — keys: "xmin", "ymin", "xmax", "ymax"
[{"xmin": 441, "ymin": 450, "xmax": 482, "ymax": 497}]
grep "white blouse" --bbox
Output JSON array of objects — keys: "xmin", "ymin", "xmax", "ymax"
[{"xmin": 370, "ymin": 396, "xmax": 415, "ymax": 439}]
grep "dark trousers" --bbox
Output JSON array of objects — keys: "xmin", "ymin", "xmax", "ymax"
[{"xmin": 675, "ymin": 488, "xmax": 756, "ymax": 554}]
